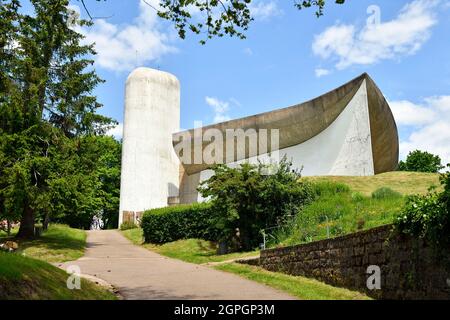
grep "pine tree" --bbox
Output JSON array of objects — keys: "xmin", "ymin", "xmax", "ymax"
[{"xmin": 0, "ymin": 0, "xmax": 116, "ymax": 238}]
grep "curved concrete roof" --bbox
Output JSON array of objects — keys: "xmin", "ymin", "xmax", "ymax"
[{"xmin": 174, "ymin": 73, "xmax": 398, "ymax": 175}]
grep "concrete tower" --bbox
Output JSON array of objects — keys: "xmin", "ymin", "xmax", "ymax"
[{"xmin": 119, "ymin": 67, "xmax": 180, "ymax": 226}]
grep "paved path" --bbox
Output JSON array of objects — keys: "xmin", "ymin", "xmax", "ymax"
[{"xmin": 61, "ymin": 230, "xmax": 294, "ymax": 300}]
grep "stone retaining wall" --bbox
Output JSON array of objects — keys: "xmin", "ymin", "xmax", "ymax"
[{"xmin": 258, "ymin": 225, "xmax": 449, "ymax": 299}]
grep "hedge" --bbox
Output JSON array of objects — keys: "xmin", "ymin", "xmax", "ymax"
[{"xmin": 141, "ymin": 203, "xmax": 218, "ymax": 244}]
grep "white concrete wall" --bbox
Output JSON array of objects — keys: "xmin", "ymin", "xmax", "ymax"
[
  {"xmin": 119, "ymin": 68, "xmax": 180, "ymax": 226},
  {"xmin": 192, "ymin": 80, "xmax": 374, "ymax": 202}
]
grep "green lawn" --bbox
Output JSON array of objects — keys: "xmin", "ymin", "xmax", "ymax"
[
  {"xmin": 0, "ymin": 252, "xmax": 116, "ymax": 300},
  {"xmin": 3, "ymin": 224, "xmax": 87, "ymax": 263},
  {"xmin": 121, "ymin": 228, "xmax": 258, "ymax": 264},
  {"xmin": 215, "ymin": 263, "xmax": 370, "ymax": 300}
]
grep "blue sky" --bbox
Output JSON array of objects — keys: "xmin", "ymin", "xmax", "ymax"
[{"xmin": 23, "ymin": 0, "xmax": 450, "ymax": 164}]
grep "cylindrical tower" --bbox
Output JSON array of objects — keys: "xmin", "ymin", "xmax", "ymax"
[{"xmin": 119, "ymin": 67, "xmax": 180, "ymax": 226}]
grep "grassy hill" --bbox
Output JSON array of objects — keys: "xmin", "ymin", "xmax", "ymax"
[
  {"xmin": 1, "ymin": 224, "xmax": 116, "ymax": 300},
  {"xmin": 18, "ymin": 224, "xmax": 87, "ymax": 263},
  {"xmin": 278, "ymin": 171, "xmax": 441, "ymax": 246},
  {"xmin": 0, "ymin": 252, "xmax": 116, "ymax": 300},
  {"xmin": 304, "ymin": 171, "xmax": 441, "ymax": 196},
  {"xmin": 1, "ymin": 224, "xmax": 86, "ymax": 263}
]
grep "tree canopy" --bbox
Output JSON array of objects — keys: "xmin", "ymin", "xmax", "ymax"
[
  {"xmin": 85, "ymin": 0, "xmax": 346, "ymax": 44},
  {"xmin": 398, "ymin": 150, "xmax": 444, "ymax": 173},
  {"xmin": 0, "ymin": 0, "xmax": 120, "ymax": 237}
]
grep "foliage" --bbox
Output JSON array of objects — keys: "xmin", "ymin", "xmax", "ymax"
[
  {"xmin": 395, "ymin": 165, "xmax": 450, "ymax": 252},
  {"xmin": 119, "ymin": 221, "xmax": 138, "ymax": 231},
  {"xmin": 92, "ymin": 136, "xmax": 121, "ymax": 229},
  {"xmin": 49, "ymin": 136, "xmax": 121, "ymax": 230},
  {"xmin": 198, "ymin": 158, "xmax": 315, "ymax": 251},
  {"xmin": 398, "ymin": 150, "xmax": 443, "ymax": 173},
  {"xmin": 0, "ymin": 0, "xmax": 119, "ymax": 236},
  {"xmin": 441, "ymin": 165, "xmax": 450, "ymax": 216},
  {"xmin": 88, "ymin": 0, "xmax": 346, "ymax": 44},
  {"xmin": 141, "ymin": 203, "xmax": 218, "ymax": 244},
  {"xmin": 371, "ymin": 187, "xmax": 402, "ymax": 200},
  {"xmin": 396, "ymin": 194, "xmax": 449, "ymax": 255}
]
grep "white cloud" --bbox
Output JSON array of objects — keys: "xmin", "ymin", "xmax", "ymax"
[
  {"xmin": 250, "ymin": 1, "xmax": 282, "ymax": 21},
  {"xmin": 391, "ymin": 95, "xmax": 450, "ymax": 165},
  {"xmin": 389, "ymin": 100, "xmax": 436, "ymax": 126},
  {"xmin": 107, "ymin": 122, "xmax": 123, "ymax": 139},
  {"xmin": 313, "ymin": 0, "xmax": 439, "ymax": 69},
  {"xmin": 76, "ymin": 0, "xmax": 176, "ymax": 72},
  {"xmin": 205, "ymin": 97, "xmax": 231, "ymax": 123},
  {"xmin": 315, "ymin": 68, "xmax": 331, "ymax": 78}
]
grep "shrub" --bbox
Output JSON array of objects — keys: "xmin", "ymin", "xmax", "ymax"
[
  {"xmin": 395, "ymin": 193, "xmax": 446, "ymax": 247},
  {"xmin": 311, "ymin": 181, "xmax": 350, "ymax": 196},
  {"xmin": 141, "ymin": 203, "xmax": 218, "ymax": 244},
  {"xmin": 351, "ymin": 192, "xmax": 365, "ymax": 202},
  {"xmin": 441, "ymin": 165, "xmax": 450, "ymax": 213},
  {"xmin": 119, "ymin": 221, "xmax": 138, "ymax": 231},
  {"xmin": 395, "ymin": 165, "xmax": 450, "ymax": 252},
  {"xmin": 372, "ymin": 187, "xmax": 402, "ymax": 200},
  {"xmin": 198, "ymin": 157, "xmax": 315, "ymax": 251}
]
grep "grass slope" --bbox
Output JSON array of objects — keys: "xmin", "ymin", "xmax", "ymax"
[
  {"xmin": 0, "ymin": 224, "xmax": 87, "ymax": 263},
  {"xmin": 278, "ymin": 172, "xmax": 440, "ymax": 247},
  {"xmin": 305, "ymin": 171, "xmax": 441, "ymax": 196},
  {"xmin": 277, "ymin": 181, "xmax": 403, "ymax": 246},
  {"xmin": 215, "ymin": 263, "xmax": 370, "ymax": 300},
  {"xmin": 1, "ymin": 224, "xmax": 116, "ymax": 300},
  {"xmin": 0, "ymin": 252, "xmax": 116, "ymax": 300}
]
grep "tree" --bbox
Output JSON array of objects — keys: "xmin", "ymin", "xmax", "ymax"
[
  {"xmin": 27, "ymin": 135, "xmax": 121, "ymax": 231},
  {"xmin": 0, "ymin": 0, "xmax": 115, "ymax": 238},
  {"xmin": 50, "ymin": 135, "xmax": 121, "ymax": 229},
  {"xmin": 198, "ymin": 158, "xmax": 314, "ymax": 251},
  {"xmin": 86, "ymin": 0, "xmax": 346, "ymax": 44},
  {"xmin": 94, "ymin": 136, "xmax": 121, "ymax": 229},
  {"xmin": 398, "ymin": 150, "xmax": 444, "ymax": 173}
]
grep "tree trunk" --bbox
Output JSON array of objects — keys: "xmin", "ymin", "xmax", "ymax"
[
  {"xmin": 43, "ymin": 212, "xmax": 49, "ymax": 231},
  {"xmin": 6, "ymin": 220, "xmax": 11, "ymax": 236},
  {"xmin": 16, "ymin": 205, "xmax": 35, "ymax": 239}
]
